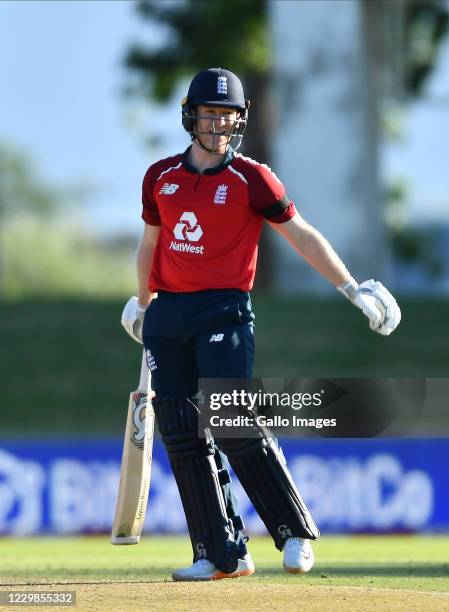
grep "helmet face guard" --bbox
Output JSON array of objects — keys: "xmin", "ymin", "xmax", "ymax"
[
  {"xmin": 181, "ymin": 68, "xmax": 250, "ymax": 154},
  {"xmin": 182, "ymin": 101, "xmax": 250, "ymax": 154}
]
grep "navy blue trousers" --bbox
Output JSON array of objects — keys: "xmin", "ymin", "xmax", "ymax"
[{"xmin": 142, "ymin": 289, "xmax": 255, "ymax": 396}]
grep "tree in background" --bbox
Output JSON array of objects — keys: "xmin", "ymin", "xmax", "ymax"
[
  {"xmin": 124, "ymin": 0, "xmax": 448, "ymax": 150},
  {"xmin": 0, "ymin": 143, "xmax": 61, "ymax": 295},
  {"xmin": 125, "ymin": 0, "xmax": 270, "ymax": 162},
  {"xmin": 0, "ymin": 143, "xmax": 60, "ymax": 220},
  {"xmin": 403, "ymin": 0, "xmax": 449, "ymax": 97},
  {"xmin": 0, "ymin": 142, "xmax": 135, "ymax": 300},
  {"xmin": 370, "ymin": 0, "xmax": 449, "ymax": 276}
]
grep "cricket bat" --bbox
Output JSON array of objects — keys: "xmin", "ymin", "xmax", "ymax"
[{"xmin": 111, "ymin": 350, "xmax": 154, "ymax": 544}]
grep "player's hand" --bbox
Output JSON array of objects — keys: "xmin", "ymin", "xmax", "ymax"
[
  {"xmin": 338, "ymin": 278, "xmax": 401, "ymax": 336},
  {"xmin": 121, "ymin": 296, "xmax": 148, "ymax": 343}
]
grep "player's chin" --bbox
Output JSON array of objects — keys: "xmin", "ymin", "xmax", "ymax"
[
  {"xmin": 212, "ymin": 139, "xmax": 229, "ymax": 154},
  {"xmin": 205, "ymin": 134, "xmax": 229, "ymax": 152},
  {"xmin": 197, "ymin": 134, "xmax": 228, "ymax": 154}
]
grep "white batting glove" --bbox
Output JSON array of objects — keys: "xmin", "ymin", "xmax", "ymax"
[
  {"xmin": 121, "ymin": 296, "xmax": 148, "ymax": 343},
  {"xmin": 338, "ymin": 278, "xmax": 401, "ymax": 336}
]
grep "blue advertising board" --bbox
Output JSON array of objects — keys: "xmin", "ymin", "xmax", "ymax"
[{"xmin": 0, "ymin": 439, "xmax": 447, "ymax": 535}]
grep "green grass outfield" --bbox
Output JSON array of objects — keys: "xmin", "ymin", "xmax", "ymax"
[{"xmin": 1, "ymin": 535, "xmax": 449, "ymax": 589}]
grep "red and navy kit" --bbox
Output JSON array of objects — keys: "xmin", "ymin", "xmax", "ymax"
[{"xmin": 142, "ymin": 147, "xmax": 296, "ymax": 292}]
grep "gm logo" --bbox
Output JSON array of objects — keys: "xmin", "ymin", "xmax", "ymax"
[
  {"xmin": 277, "ymin": 524, "xmax": 293, "ymax": 538},
  {"xmin": 196, "ymin": 542, "xmax": 207, "ymax": 558}
]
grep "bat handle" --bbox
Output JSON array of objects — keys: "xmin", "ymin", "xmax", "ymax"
[{"xmin": 137, "ymin": 349, "xmax": 151, "ymax": 393}]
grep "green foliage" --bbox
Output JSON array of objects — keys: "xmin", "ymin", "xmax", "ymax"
[
  {"xmin": 384, "ymin": 178, "xmax": 410, "ymax": 228},
  {"xmin": 3, "ymin": 216, "xmax": 136, "ymax": 299},
  {"xmin": 384, "ymin": 178, "xmax": 444, "ymax": 277},
  {"xmin": 381, "ymin": 2, "xmax": 449, "ymax": 274},
  {"xmin": 125, "ymin": 1, "xmax": 449, "ymax": 105},
  {"xmin": 125, "ymin": 0, "xmax": 268, "ymax": 101},
  {"xmin": 404, "ymin": 0, "xmax": 449, "ymax": 97},
  {"xmin": 0, "ymin": 143, "xmax": 60, "ymax": 219},
  {"xmin": 0, "ymin": 142, "xmax": 131, "ymax": 299},
  {"xmin": 391, "ymin": 226, "xmax": 444, "ymax": 277}
]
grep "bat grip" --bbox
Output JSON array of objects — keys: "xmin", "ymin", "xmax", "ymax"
[{"xmin": 137, "ymin": 349, "xmax": 151, "ymax": 393}]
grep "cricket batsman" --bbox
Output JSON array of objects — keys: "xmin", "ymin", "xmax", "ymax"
[{"xmin": 121, "ymin": 68, "xmax": 401, "ymax": 581}]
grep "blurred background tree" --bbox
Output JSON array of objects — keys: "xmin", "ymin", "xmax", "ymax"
[
  {"xmin": 403, "ymin": 0, "xmax": 449, "ymax": 97},
  {"xmin": 0, "ymin": 142, "xmax": 135, "ymax": 300},
  {"xmin": 0, "ymin": 142, "xmax": 59, "ymax": 296},
  {"xmin": 125, "ymin": 0, "xmax": 270, "ymax": 161},
  {"xmin": 370, "ymin": 0, "xmax": 449, "ymax": 274},
  {"xmin": 0, "ymin": 142, "xmax": 60, "ymax": 219}
]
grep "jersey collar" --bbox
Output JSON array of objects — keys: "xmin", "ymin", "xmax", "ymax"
[{"xmin": 181, "ymin": 146, "xmax": 235, "ymax": 175}]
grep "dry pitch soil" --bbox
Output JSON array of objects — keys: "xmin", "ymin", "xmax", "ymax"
[{"xmin": 2, "ymin": 582, "xmax": 449, "ymax": 612}]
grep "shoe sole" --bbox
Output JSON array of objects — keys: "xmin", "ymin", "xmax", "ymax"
[
  {"xmin": 283, "ymin": 562, "xmax": 313, "ymax": 574},
  {"xmin": 172, "ymin": 566, "xmax": 255, "ymax": 582},
  {"xmin": 212, "ymin": 566, "xmax": 255, "ymax": 580}
]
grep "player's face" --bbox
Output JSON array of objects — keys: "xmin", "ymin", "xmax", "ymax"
[{"xmin": 195, "ymin": 105, "xmax": 239, "ymax": 154}]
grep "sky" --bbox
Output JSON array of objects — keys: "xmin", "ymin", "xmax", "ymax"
[{"xmin": 1, "ymin": 0, "xmax": 449, "ymax": 236}]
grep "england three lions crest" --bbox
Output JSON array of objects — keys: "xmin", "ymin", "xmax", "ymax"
[
  {"xmin": 217, "ymin": 76, "xmax": 227, "ymax": 94},
  {"xmin": 214, "ymin": 184, "xmax": 228, "ymax": 205}
]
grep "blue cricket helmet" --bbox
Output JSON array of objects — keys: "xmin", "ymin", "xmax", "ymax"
[{"xmin": 181, "ymin": 68, "xmax": 250, "ymax": 150}]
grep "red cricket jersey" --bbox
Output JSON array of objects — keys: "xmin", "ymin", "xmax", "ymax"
[{"xmin": 141, "ymin": 148, "xmax": 296, "ymax": 292}]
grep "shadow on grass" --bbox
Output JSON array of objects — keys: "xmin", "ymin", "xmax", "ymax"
[
  {"xmin": 261, "ymin": 564, "xmax": 449, "ymax": 578},
  {"xmin": 0, "ymin": 567, "xmax": 172, "ymax": 582}
]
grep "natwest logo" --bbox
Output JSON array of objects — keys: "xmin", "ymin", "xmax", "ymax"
[
  {"xmin": 173, "ymin": 212, "xmax": 203, "ymax": 241},
  {"xmin": 170, "ymin": 212, "xmax": 205, "ymax": 255}
]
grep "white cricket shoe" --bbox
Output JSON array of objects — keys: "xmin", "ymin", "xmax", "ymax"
[
  {"xmin": 172, "ymin": 554, "xmax": 255, "ymax": 582},
  {"xmin": 283, "ymin": 537, "xmax": 314, "ymax": 574}
]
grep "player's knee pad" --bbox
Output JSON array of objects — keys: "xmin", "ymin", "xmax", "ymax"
[
  {"xmin": 218, "ymin": 436, "xmax": 320, "ymax": 550},
  {"xmin": 153, "ymin": 395, "xmax": 210, "ymax": 459},
  {"xmin": 152, "ymin": 396, "xmax": 244, "ymax": 572}
]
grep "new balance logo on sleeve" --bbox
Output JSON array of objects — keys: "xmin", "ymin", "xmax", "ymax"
[{"xmin": 159, "ymin": 183, "xmax": 179, "ymax": 195}]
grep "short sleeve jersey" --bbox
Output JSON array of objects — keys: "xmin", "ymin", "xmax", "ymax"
[{"xmin": 142, "ymin": 148, "xmax": 296, "ymax": 292}]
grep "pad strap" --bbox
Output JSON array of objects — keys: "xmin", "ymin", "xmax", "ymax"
[{"xmin": 213, "ymin": 445, "xmax": 246, "ymax": 536}]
